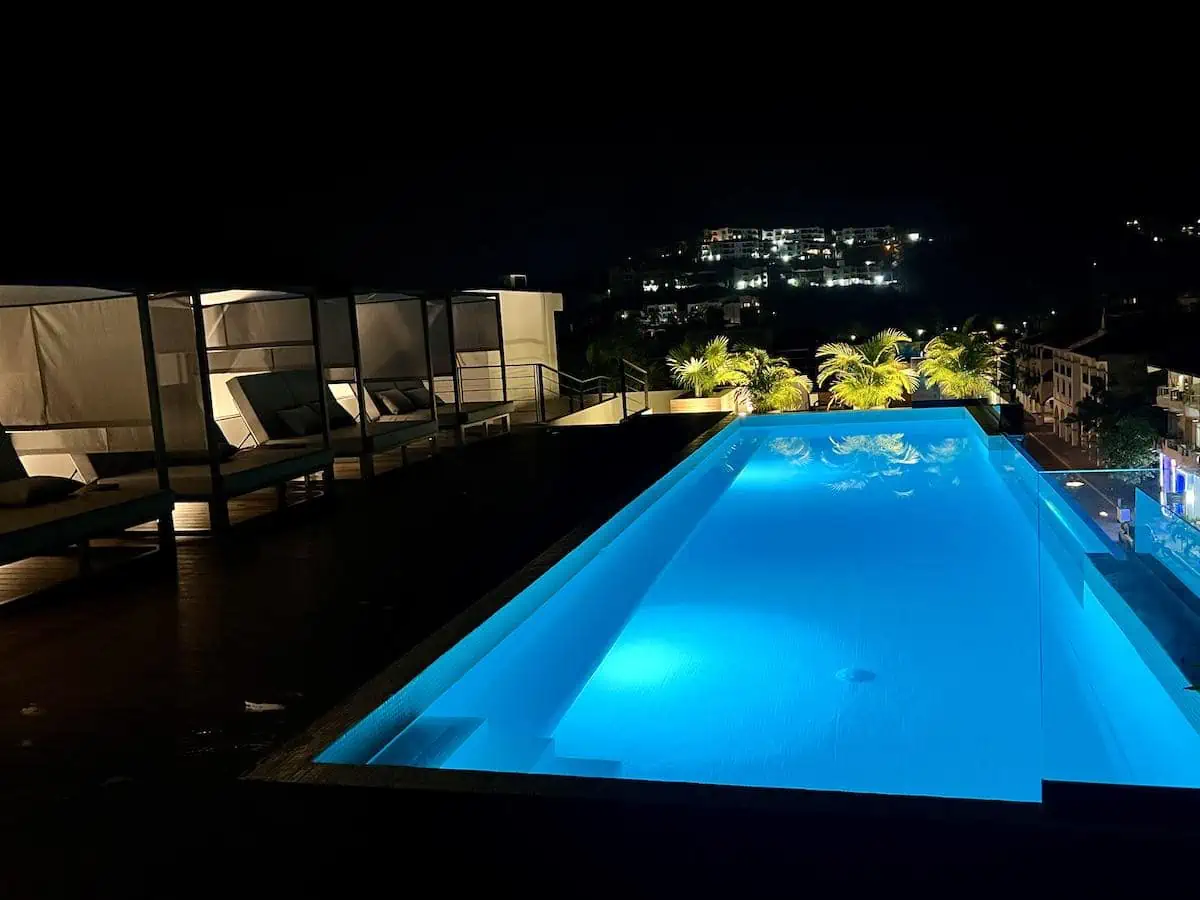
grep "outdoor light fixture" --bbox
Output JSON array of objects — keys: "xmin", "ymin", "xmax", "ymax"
[
  {"xmin": 1099, "ymin": 511, "xmax": 1109, "ymax": 517},
  {"xmin": 907, "ymin": 232, "xmax": 920, "ymax": 242},
  {"xmin": 994, "ymin": 322, "xmax": 1005, "ymax": 331},
  {"xmin": 1065, "ymin": 480, "xmax": 1085, "ymax": 488},
  {"xmin": 916, "ymin": 328, "xmax": 925, "ymax": 337},
  {"xmin": 1051, "ymin": 309, "xmax": 1057, "ymax": 315},
  {"xmin": 849, "ymin": 334, "xmax": 857, "ymax": 341},
  {"xmin": 874, "ymin": 275, "xmax": 884, "ymax": 285}
]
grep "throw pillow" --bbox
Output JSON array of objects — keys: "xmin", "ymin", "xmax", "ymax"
[
  {"xmin": 316, "ymin": 400, "xmax": 354, "ymax": 430},
  {"xmin": 378, "ymin": 389, "xmax": 415, "ymax": 415},
  {"xmin": 404, "ymin": 386, "xmax": 432, "ymax": 408},
  {"xmin": 0, "ymin": 476, "xmax": 83, "ymax": 508},
  {"xmin": 278, "ymin": 405, "xmax": 322, "ymax": 437}
]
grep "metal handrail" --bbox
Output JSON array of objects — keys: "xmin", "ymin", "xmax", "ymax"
[
  {"xmin": 618, "ymin": 358, "xmax": 650, "ymax": 421},
  {"xmin": 446, "ymin": 362, "xmax": 629, "ymax": 424}
]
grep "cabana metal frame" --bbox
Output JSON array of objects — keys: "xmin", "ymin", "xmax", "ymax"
[
  {"xmin": 129, "ymin": 288, "xmax": 336, "ymax": 533},
  {"xmin": 0, "ymin": 285, "xmax": 176, "ymax": 600},
  {"xmin": 429, "ymin": 292, "xmax": 516, "ymax": 444},
  {"xmin": 312, "ymin": 291, "xmax": 440, "ymax": 479}
]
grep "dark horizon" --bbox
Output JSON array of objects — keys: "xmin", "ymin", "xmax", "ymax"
[{"xmin": 3, "ymin": 142, "xmax": 1198, "ymax": 293}]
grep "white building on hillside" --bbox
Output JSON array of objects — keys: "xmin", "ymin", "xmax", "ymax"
[{"xmin": 700, "ymin": 240, "xmax": 761, "ymax": 262}]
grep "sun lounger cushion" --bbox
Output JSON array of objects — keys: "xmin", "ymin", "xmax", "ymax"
[
  {"xmin": 377, "ymin": 389, "xmax": 416, "ymax": 415},
  {"xmin": 230, "ymin": 371, "xmax": 352, "ymax": 442},
  {"xmin": 323, "ymin": 401, "xmax": 354, "ymax": 430},
  {"xmin": 0, "ymin": 476, "xmax": 82, "ymax": 507},
  {"xmin": 0, "ymin": 484, "xmax": 172, "ymax": 566},
  {"xmin": 279, "ymin": 405, "xmax": 323, "ymax": 437},
  {"xmin": 404, "ymin": 385, "xmax": 432, "ymax": 408},
  {"xmin": 97, "ymin": 446, "xmax": 332, "ymax": 500}
]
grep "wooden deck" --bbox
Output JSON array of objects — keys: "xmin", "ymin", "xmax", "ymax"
[{"xmin": 0, "ymin": 414, "xmax": 725, "ymax": 825}]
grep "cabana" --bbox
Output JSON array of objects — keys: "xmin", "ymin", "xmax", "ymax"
[
  {"xmin": 428, "ymin": 292, "xmax": 516, "ymax": 443},
  {"xmin": 0, "ymin": 285, "xmax": 175, "ymax": 599},
  {"xmin": 297, "ymin": 291, "xmax": 440, "ymax": 478},
  {"xmin": 73, "ymin": 289, "xmax": 336, "ymax": 532}
]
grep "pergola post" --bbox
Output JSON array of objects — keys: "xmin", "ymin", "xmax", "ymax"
[
  {"xmin": 190, "ymin": 291, "xmax": 228, "ymax": 532},
  {"xmin": 343, "ymin": 292, "xmax": 372, "ymax": 478},
  {"xmin": 135, "ymin": 292, "xmax": 176, "ymax": 554},
  {"xmin": 308, "ymin": 293, "xmax": 336, "ymax": 489}
]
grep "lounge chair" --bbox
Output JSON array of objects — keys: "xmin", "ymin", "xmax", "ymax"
[
  {"xmin": 227, "ymin": 371, "xmax": 437, "ymax": 478},
  {"xmin": 0, "ymin": 428, "xmax": 173, "ymax": 578},
  {"xmin": 361, "ymin": 378, "xmax": 512, "ymax": 436}
]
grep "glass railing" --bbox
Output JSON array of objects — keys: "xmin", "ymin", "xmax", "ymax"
[
  {"xmin": 1030, "ymin": 463, "xmax": 1200, "ymax": 791},
  {"xmin": 1135, "ymin": 488, "xmax": 1200, "ymax": 599}
]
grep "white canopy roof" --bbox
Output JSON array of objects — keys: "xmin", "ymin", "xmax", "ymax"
[{"xmin": 0, "ymin": 285, "xmax": 132, "ymax": 308}]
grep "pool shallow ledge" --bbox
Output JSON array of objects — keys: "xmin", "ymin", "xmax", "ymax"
[{"xmin": 249, "ymin": 412, "xmax": 740, "ymax": 781}]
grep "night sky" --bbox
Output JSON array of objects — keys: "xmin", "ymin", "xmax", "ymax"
[{"xmin": 3, "ymin": 140, "xmax": 1196, "ymax": 300}]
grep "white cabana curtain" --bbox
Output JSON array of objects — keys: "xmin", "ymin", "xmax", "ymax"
[
  {"xmin": 203, "ymin": 295, "xmax": 316, "ymax": 375},
  {"xmin": 358, "ymin": 298, "xmax": 428, "ymax": 381},
  {"xmin": 203, "ymin": 296, "xmax": 312, "ymax": 349},
  {"xmin": 148, "ymin": 296, "xmax": 209, "ymax": 453},
  {"xmin": 0, "ymin": 307, "xmax": 45, "ymax": 425},
  {"xmin": 319, "ymin": 297, "xmax": 354, "ymax": 370},
  {"xmin": 451, "ymin": 295, "xmax": 500, "ymax": 352},
  {"xmin": 0, "ymin": 298, "xmax": 153, "ymax": 454}
]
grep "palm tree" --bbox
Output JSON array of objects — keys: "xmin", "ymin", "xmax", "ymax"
[
  {"xmin": 816, "ymin": 328, "xmax": 917, "ymax": 409},
  {"xmin": 731, "ymin": 348, "xmax": 812, "ymax": 413},
  {"xmin": 919, "ymin": 320, "xmax": 1006, "ymax": 400},
  {"xmin": 667, "ymin": 335, "xmax": 741, "ymax": 398}
]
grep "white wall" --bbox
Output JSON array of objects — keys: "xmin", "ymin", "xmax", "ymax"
[
  {"xmin": 552, "ymin": 390, "xmax": 683, "ymax": 426},
  {"xmin": 451, "ymin": 290, "xmax": 563, "ymax": 404}
]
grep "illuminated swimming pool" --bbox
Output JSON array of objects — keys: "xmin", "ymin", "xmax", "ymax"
[{"xmin": 313, "ymin": 408, "xmax": 1200, "ymax": 804}]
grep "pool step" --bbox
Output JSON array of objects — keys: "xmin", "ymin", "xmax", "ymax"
[
  {"xmin": 531, "ymin": 749, "xmax": 622, "ymax": 779},
  {"xmin": 440, "ymin": 723, "xmax": 553, "ymax": 773},
  {"xmin": 1138, "ymin": 554, "xmax": 1200, "ymax": 615},
  {"xmin": 368, "ymin": 716, "xmax": 485, "ymax": 767},
  {"xmin": 1087, "ymin": 554, "xmax": 1200, "ymax": 676}
]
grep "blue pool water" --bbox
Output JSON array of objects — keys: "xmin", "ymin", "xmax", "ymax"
[{"xmin": 320, "ymin": 409, "xmax": 1200, "ymax": 802}]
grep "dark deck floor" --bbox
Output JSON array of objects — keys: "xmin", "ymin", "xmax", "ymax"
[{"xmin": 0, "ymin": 415, "xmax": 725, "ymax": 824}]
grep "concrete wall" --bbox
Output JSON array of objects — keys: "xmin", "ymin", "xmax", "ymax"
[{"xmin": 553, "ymin": 390, "xmax": 684, "ymax": 426}]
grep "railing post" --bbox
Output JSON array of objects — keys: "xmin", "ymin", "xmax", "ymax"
[
  {"xmin": 620, "ymin": 363, "xmax": 629, "ymax": 420},
  {"xmin": 535, "ymin": 364, "xmax": 545, "ymax": 423}
]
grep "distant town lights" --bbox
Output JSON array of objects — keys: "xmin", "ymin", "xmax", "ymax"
[
  {"xmin": 873, "ymin": 275, "xmax": 884, "ymax": 285},
  {"xmin": 735, "ymin": 280, "xmax": 747, "ymax": 290}
]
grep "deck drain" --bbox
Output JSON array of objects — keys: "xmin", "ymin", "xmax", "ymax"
[{"xmin": 836, "ymin": 668, "xmax": 876, "ymax": 683}]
